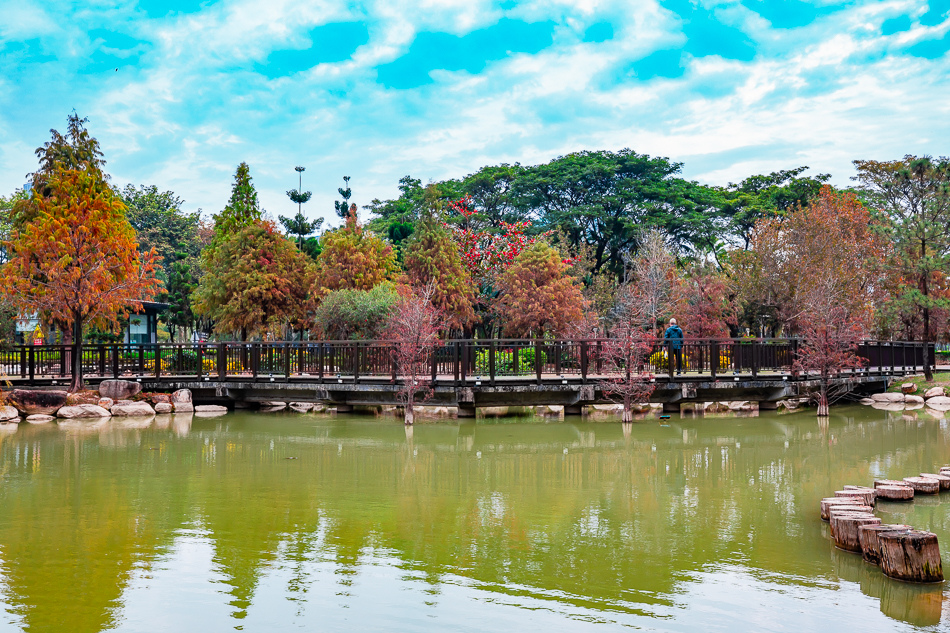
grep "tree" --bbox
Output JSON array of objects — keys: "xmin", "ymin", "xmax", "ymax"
[
  {"xmin": 792, "ymin": 280, "xmax": 868, "ymax": 416},
  {"xmin": 334, "ymin": 176, "xmax": 353, "ymax": 220},
  {"xmin": 312, "ymin": 214, "xmax": 398, "ymax": 296},
  {"xmin": 211, "ymin": 162, "xmax": 263, "ymax": 242},
  {"xmin": 383, "ymin": 283, "xmax": 443, "ymax": 425},
  {"xmin": 404, "ymin": 215, "xmax": 476, "ymax": 332},
  {"xmin": 513, "ymin": 149, "xmax": 720, "ymax": 274},
  {"xmin": 193, "ymin": 220, "xmax": 314, "ymax": 339},
  {"xmin": 494, "ymin": 242, "xmax": 587, "ymax": 337},
  {"xmin": 624, "ymin": 230, "xmax": 677, "ymax": 335},
  {"xmin": 600, "ymin": 302, "xmax": 656, "ymax": 423},
  {"xmin": 732, "ymin": 186, "xmax": 887, "ymax": 336},
  {"xmin": 310, "ymin": 283, "xmax": 399, "ymax": 340},
  {"xmin": 24, "ymin": 113, "xmax": 107, "ymax": 207},
  {"xmin": 676, "ymin": 265, "xmax": 734, "ymax": 338},
  {"xmin": 281, "ymin": 166, "xmax": 322, "ymax": 248},
  {"xmin": 165, "ymin": 257, "xmax": 199, "ymax": 342},
  {"xmin": 120, "ymin": 185, "xmax": 203, "ymax": 272},
  {"xmin": 854, "ymin": 156, "xmax": 950, "ymax": 378},
  {"xmin": 719, "ymin": 167, "xmax": 831, "ymax": 250},
  {"xmin": 0, "ymin": 168, "xmax": 161, "ymax": 390}
]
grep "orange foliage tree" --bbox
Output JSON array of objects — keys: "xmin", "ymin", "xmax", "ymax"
[
  {"xmin": 312, "ymin": 213, "xmax": 398, "ymax": 296},
  {"xmin": 0, "ymin": 168, "xmax": 161, "ymax": 390},
  {"xmin": 494, "ymin": 242, "xmax": 587, "ymax": 337},
  {"xmin": 734, "ymin": 185, "xmax": 886, "ymax": 333},
  {"xmin": 193, "ymin": 220, "xmax": 314, "ymax": 339}
]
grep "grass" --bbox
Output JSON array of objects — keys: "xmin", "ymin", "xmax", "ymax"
[{"xmin": 886, "ymin": 370, "xmax": 950, "ymax": 393}]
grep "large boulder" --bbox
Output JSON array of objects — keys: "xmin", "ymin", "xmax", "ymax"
[
  {"xmin": 925, "ymin": 386, "xmax": 947, "ymax": 399},
  {"xmin": 871, "ymin": 392, "xmax": 904, "ymax": 403},
  {"xmin": 57, "ymin": 404, "xmax": 111, "ymax": 419},
  {"xmin": 154, "ymin": 402, "xmax": 173, "ymax": 414},
  {"xmin": 98, "ymin": 380, "xmax": 142, "ymax": 401},
  {"xmin": 66, "ymin": 392, "xmax": 100, "ymax": 406},
  {"xmin": 8, "ymin": 389, "xmax": 68, "ymax": 415},
  {"xmin": 111, "ymin": 402, "xmax": 155, "ymax": 417},
  {"xmin": 905, "ymin": 394, "xmax": 926, "ymax": 405},
  {"xmin": 925, "ymin": 396, "xmax": 950, "ymax": 406},
  {"xmin": 0, "ymin": 406, "xmax": 20, "ymax": 421},
  {"xmin": 97, "ymin": 398, "xmax": 114, "ymax": 410},
  {"xmin": 26, "ymin": 414, "xmax": 55, "ymax": 424},
  {"xmin": 195, "ymin": 405, "xmax": 228, "ymax": 413},
  {"xmin": 901, "ymin": 383, "xmax": 918, "ymax": 394},
  {"xmin": 171, "ymin": 389, "xmax": 192, "ymax": 404},
  {"xmin": 151, "ymin": 393, "xmax": 171, "ymax": 404}
]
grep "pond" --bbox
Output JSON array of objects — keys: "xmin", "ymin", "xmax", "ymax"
[{"xmin": 0, "ymin": 407, "xmax": 949, "ymax": 632}]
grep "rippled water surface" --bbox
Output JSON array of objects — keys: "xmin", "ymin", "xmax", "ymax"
[{"xmin": 1, "ymin": 407, "xmax": 950, "ymax": 632}]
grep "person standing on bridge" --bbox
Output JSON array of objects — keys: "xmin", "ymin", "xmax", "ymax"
[{"xmin": 664, "ymin": 318, "xmax": 684, "ymax": 375}]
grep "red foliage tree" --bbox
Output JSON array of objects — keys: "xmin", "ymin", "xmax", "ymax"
[
  {"xmin": 676, "ymin": 267, "xmax": 735, "ymax": 338},
  {"xmin": 383, "ymin": 283, "xmax": 443, "ymax": 425},
  {"xmin": 494, "ymin": 242, "xmax": 587, "ymax": 337},
  {"xmin": 600, "ymin": 296, "xmax": 656, "ymax": 422},
  {"xmin": 792, "ymin": 281, "xmax": 868, "ymax": 416}
]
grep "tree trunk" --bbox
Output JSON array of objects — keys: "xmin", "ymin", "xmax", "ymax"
[
  {"xmin": 880, "ymin": 530, "xmax": 943, "ymax": 582},
  {"xmin": 622, "ymin": 395, "xmax": 632, "ymax": 423},
  {"xmin": 70, "ymin": 317, "xmax": 83, "ymax": 393},
  {"xmin": 859, "ymin": 524, "xmax": 912, "ymax": 565},
  {"xmin": 405, "ymin": 400, "xmax": 414, "ymax": 426},
  {"xmin": 816, "ymin": 390, "xmax": 829, "ymax": 417}
]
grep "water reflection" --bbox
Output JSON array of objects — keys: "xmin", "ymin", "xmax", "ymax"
[{"xmin": 0, "ymin": 408, "xmax": 948, "ymax": 632}]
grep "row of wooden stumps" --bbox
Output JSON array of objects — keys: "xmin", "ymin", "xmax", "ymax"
[{"xmin": 821, "ymin": 468, "xmax": 950, "ymax": 584}]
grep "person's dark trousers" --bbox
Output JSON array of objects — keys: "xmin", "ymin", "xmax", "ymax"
[{"xmin": 673, "ymin": 348, "xmax": 682, "ymax": 373}]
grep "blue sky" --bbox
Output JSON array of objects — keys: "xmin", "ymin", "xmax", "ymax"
[{"xmin": 0, "ymin": 0, "xmax": 948, "ymax": 227}]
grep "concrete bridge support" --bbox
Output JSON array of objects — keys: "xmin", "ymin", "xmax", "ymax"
[{"xmin": 458, "ymin": 405, "xmax": 476, "ymax": 418}]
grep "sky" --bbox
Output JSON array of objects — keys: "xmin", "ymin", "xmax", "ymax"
[{"xmin": 0, "ymin": 0, "xmax": 948, "ymax": 227}]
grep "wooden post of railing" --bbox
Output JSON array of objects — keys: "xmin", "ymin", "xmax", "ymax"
[
  {"xmin": 218, "ymin": 343, "xmax": 227, "ymax": 380},
  {"xmin": 19, "ymin": 347, "xmax": 26, "ymax": 379},
  {"xmin": 453, "ymin": 342, "xmax": 460, "ymax": 385},
  {"xmin": 751, "ymin": 340, "xmax": 759, "ymax": 378},
  {"xmin": 98, "ymin": 345, "xmax": 105, "ymax": 377},
  {"xmin": 891, "ymin": 342, "xmax": 896, "ymax": 374},
  {"xmin": 431, "ymin": 345, "xmax": 438, "ymax": 384},
  {"xmin": 297, "ymin": 343, "xmax": 305, "ymax": 377},
  {"xmin": 929, "ymin": 342, "xmax": 936, "ymax": 375},
  {"xmin": 596, "ymin": 340, "xmax": 603, "ymax": 374},
  {"xmin": 554, "ymin": 341, "xmax": 562, "ymax": 376},
  {"xmin": 155, "ymin": 344, "xmax": 162, "ymax": 379},
  {"xmin": 197, "ymin": 343, "xmax": 204, "ymax": 380},
  {"xmin": 489, "ymin": 340, "xmax": 496, "ymax": 386},
  {"xmin": 318, "ymin": 343, "xmax": 324, "ymax": 382},
  {"xmin": 28, "ymin": 346, "xmax": 35, "ymax": 383},
  {"xmin": 137, "ymin": 345, "xmax": 144, "ymax": 376},
  {"xmin": 461, "ymin": 341, "xmax": 468, "ymax": 382},
  {"xmin": 251, "ymin": 344, "xmax": 259, "ymax": 380},
  {"xmin": 353, "ymin": 342, "xmax": 360, "ymax": 383},
  {"xmin": 284, "ymin": 343, "xmax": 291, "ymax": 382},
  {"xmin": 580, "ymin": 341, "xmax": 588, "ymax": 382},
  {"xmin": 60, "ymin": 346, "xmax": 67, "ymax": 377},
  {"xmin": 535, "ymin": 339, "xmax": 542, "ymax": 385},
  {"xmin": 711, "ymin": 340, "xmax": 718, "ymax": 379},
  {"xmin": 112, "ymin": 344, "xmax": 120, "ymax": 378}
]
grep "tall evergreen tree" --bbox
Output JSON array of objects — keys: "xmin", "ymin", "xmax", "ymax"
[
  {"xmin": 280, "ymin": 166, "xmax": 322, "ymax": 248},
  {"xmin": 404, "ymin": 215, "xmax": 477, "ymax": 332},
  {"xmin": 334, "ymin": 176, "xmax": 352, "ymax": 220},
  {"xmin": 213, "ymin": 162, "xmax": 262, "ymax": 241}
]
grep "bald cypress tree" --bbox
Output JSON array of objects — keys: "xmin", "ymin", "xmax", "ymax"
[{"xmin": 404, "ymin": 215, "xmax": 476, "ymax": 332}]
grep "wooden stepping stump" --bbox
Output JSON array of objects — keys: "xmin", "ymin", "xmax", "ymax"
[
  {"xmin": 920, "ymin": 473, "xmax": 950, "ymax": 490},
  {"xmin": 820, "ymin": 497, "xmax": 864, "ymax": 520},
  {"xmin": 939, "ymin": 466, "xmax": 950, "ymax": 476},
  {"xmin": 875, "ymin": 484, "xmax": 914, "ymax": 501},
  {"xmin": 859, "ymin": 524, "xmax": 912, "ymax": 564},
  {"xmin": 830, "ymin": 510, "xmax": 876, "ymax": 538},
  {"xmin": 874, "ymin": 479, "xmax": 913, "ymax": 490},
  {"xmin": 879, "ymin": 530, "xmax": 943, "ymax": 583},
  {"xmin": 903, "ymin": 477, "xmax": 940, "ymax": 494},
  {"xmin": 835, "ymin": 489, "xmax": 875, "ymax": 505},
  {"xmin": 834, "ymin": 515, "xmax": 882, "ymax": 552}
]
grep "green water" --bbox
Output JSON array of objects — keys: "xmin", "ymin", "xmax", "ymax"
[{"xmin": 0, "ymin": 407, "xmax": 949, "ymax": 632}]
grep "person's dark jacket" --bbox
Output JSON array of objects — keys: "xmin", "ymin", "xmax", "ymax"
[{"xmin": 664, "ymin": 324, "xmax": 683, "ymax": 350}]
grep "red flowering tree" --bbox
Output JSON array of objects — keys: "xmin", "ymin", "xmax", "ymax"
[
  {"xmin": 792, "ymin": 281, "xmax": 868, "ymax": 416},
  {"xmin": 447, "ymin": 197, "xmax": 547, "ymax": 285},
  {"xmin": 383, "ymin": 283, "xmax": 444, "ymax": 425}
]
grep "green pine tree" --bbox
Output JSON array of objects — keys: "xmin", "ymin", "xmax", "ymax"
[{"xmin": 404, "ymin": 214, "xmax": 477, "ymax": 332}]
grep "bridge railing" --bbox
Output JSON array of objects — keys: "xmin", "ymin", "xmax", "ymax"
[{"xmin": 0, "ymin": 338, "xmax": 933, "ymax": 385}]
